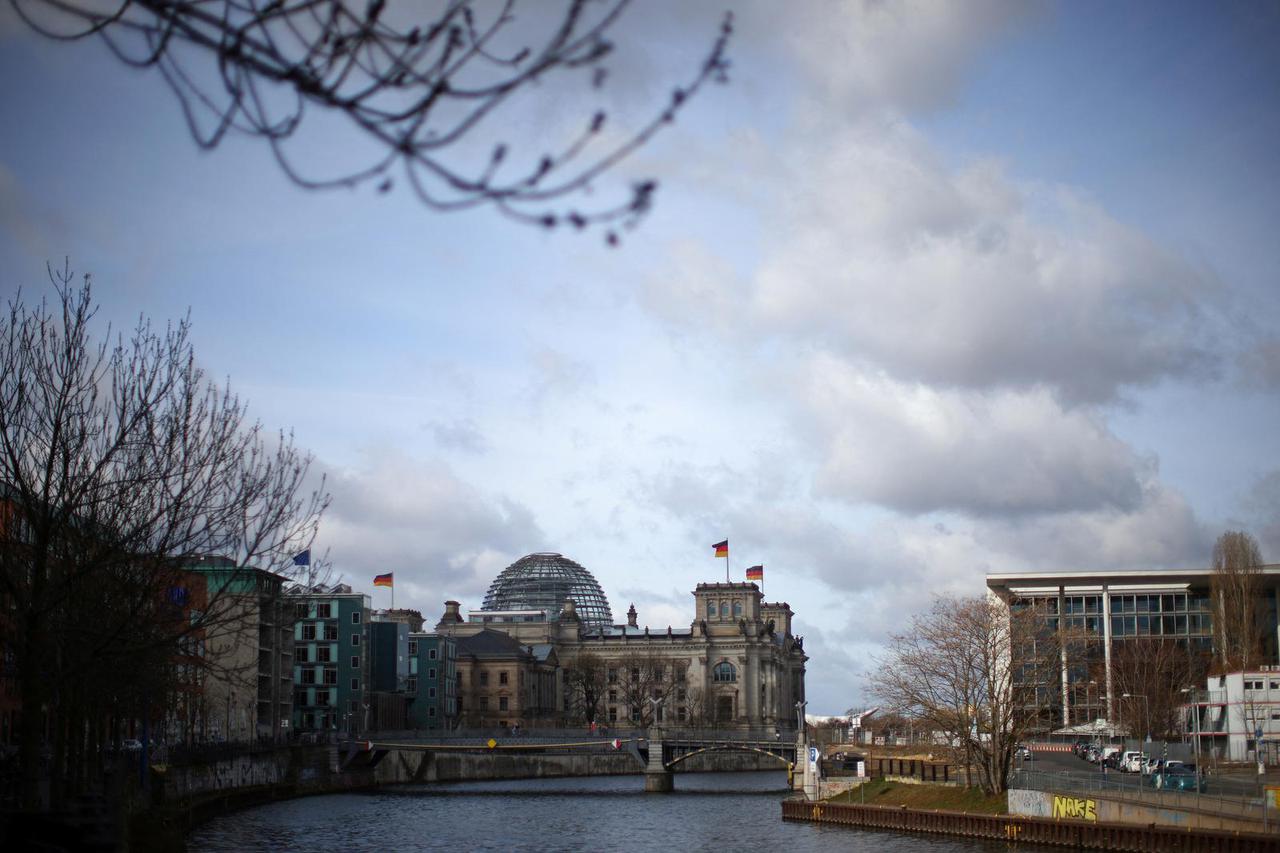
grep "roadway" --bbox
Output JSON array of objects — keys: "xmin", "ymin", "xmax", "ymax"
[{"xmin": 1019, "ymin": 746, "xmax": 1266, "ymax": 799}]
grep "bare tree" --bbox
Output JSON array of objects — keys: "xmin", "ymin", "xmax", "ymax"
[
  {"xmin": 0, "ymin": 265, "xmax": 328, "ymax": 808},
  {"xmin": 871, "ymin": 595, "xmax": 1061, "ymax": 795},
  {"xmin": 12, "ymin": 0, "xmax": 732, "ymax": 242},
  {"xmin": 562, "ymin": 650, "xmax": 606, "ymax": 725},
  {"xmin": 615, "ymin": 649, "xmax": 679, "ymax": 728},
  {"xmin": 1211, "ymin": 530, "xmax": 1265, "ymax": 672},
  {"xmin": 1108, "ymin": 640, "xmax": 1202, "ymax": 741}
]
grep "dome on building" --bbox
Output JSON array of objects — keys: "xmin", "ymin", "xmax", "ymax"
[{"xmin": 481, "ymin": 553, "xmax": 614, "ymax": 627}]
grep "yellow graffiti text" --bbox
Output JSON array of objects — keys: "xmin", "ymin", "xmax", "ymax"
[{"xmin": 1051, "ymin": 795, "xmax": 1097, "ymax": 822}]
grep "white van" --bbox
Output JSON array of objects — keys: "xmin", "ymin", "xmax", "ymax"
[{"xmin": 1121, "ymin": 751, "xmax": 1147, "ymax": 773}]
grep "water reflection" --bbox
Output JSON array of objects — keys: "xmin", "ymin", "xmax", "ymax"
[{"xmin": 189, "ymin": 771, "xmax": 1035, "ymax": 853}]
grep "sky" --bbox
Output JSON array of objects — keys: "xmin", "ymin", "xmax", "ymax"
[{"xmin": 2, "ymin": 1, "xmax": 1278, "ymax": 715}]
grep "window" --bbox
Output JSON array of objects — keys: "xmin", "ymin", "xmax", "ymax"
[
  {"xmin": 408, "ymin": 640, "xmax": 418, "ymax": 656},
  {"xmin": 499, "ymin": 696, "xmax": 509, "ymax": 711},
  {"xmin": 302, "ymin": 625, "xmax": 317, "ymax": 640},
  {"xmin": 429, "ymin": 686, "xmax": 436, "ymax": 698},
  {"xmin": 428, "ymin": 707, "xmax": 436, "ymax": 718},
  {"xmin": 677, "ymin": 707, "xmax": 687, "ymax": 722},
  {"xmin": 323, "ymin": 668, "xmax": 337, "ymax": 685},
  {"xmin": 295, "ymin": 646, "xmax": 309, "ymax": 663},
  {"xmin": 294, "ymin": 603, "xmax": 309, "ymax": 619},
  {"xmin": 317, "ymin": 603, "xmax": 332, "ymax": 619},
  {"xmin": 294, "ymin": 689, "xmax": 308, "ymax": 706},
  {"xmin": 630, "ymin": 667, "xmax": 639, "ymax": 683},
  {"xmin": 480, "ymin": 671, "xmax": 490, "ymax": 687},
  {"xmin": 607, "ymin": 668, "xmax": 618, "ymax": 683},
  {"xmin": 676, "ymin": 666, "xmax": 687, "ymax": 683},
  {"xmin": 499, "ymin": 671, "xmax": 509, "ymax": 686},
  {"xmin": 428, "ymin": 668, "xmax": 437, "ymax": 679},
  {"xmin": 631, "ymin": 707, "xmax": 640, "ymax": 722},
  {"xmin": 608, "ymin": 707, "xmax": 617, "ymax": 722},
  {"xmin": 302, "ymin": 669, "xmax": 316, "ymax": 685},
  {"xmin": 479, "ymin": 697, "xmax": 489, "ymax": 711},
  {"xmin": 654, "ymin": 666, "xmax": 664, "ymax": 682},
  {"xmin": 407, "ymin": 677, "xmax": 417, "ymax": 693},
  {"xmin": 315, "ymin": 689, "xmax": 330, "ymax": 706},
  {"xmin": 706, "ymin": 602, "xmax": 715, "ymax": 619},
  {"xmin": 352, "ymin": 634, "xmax": 360, "ymax": 647},
  {"xmin": 351, "ymin": 656, "xmax": 360, "ymax": 668},
  {"xmin": 352, "ymin": 611, "xmax": 361, "ymax": 624},
  {"xmin": 608, "ymin": 690, "xmax": 617, "ymax": 703},
  {"xmin": 317, "ymin": 646, "xmax": 332, "ymax": 663},
  {"xmin": 1271, "ymin": 681, "xmax": 1279, "ymax": 691},
  {"xmin": 323, "ymin": 624, "xmax": 338, "ymax": 641},
  {"xmin": 712, "ymin": 661, "xmax": 737, "ymax": 683},
  {"xmin": 351, "ymin": 677, "xmax": 360, "ymax": 691},
  {"xmin": 429, "ymin": 648, "xmax": 438, "ymax": 660},
  {"xmin": 732, "ymin": 601, "xmax": 742, "ymax": 618},
  {"xmin": 719, "ymin": 600, "xmax": 727, "ymax": 617}
]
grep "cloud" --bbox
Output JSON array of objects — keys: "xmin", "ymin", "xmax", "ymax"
[
  {"xmin": 793, "ymin": 355, "xmax": 1152, "ymax": 517},
  {"xmin": 425, "ymin": 418, "xmax": 489, "ymax": 455},
  {"xmin": 762, "ymin": 0, "xmax": 1040, "ymax": 115},
  {"xmin": 1238, "ymin": 338, "xmax": 1280, "ymax": 390},
  {"xmin": 1243, "ymin": 470, "xmax": 1280, "ymax": 562},
  {"xmin": 317, "ymin": 447, "xmax": 544, "ymax": 604},
  {"xmin": 644, "ymin": 116, "xmax": 1224, "ymax": 404}
]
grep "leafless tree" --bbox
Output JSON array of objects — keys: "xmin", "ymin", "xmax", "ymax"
[
  {"xmin": 614, "ymin": 649, "xmax": 679, "ymax": 728},
  {"xmin": 11, "ymin": 0, "xmax": 732, "ymax": 243},
  {"xmin": 1210, "ymin": 530, "xmax": 1266, "ymax": 672},
  {"xmin": 870, "ymin": 595, "xmax": 1061, "ymax": 795},
  {"xmin": 0, "ymin": 264, "xmax": 329, "ymax": 808},
  {"xmin": 561, "ymin": 650, "xmax": 606, "ymax": 725},
  {"xmin": 1107, "ymin": 640, "xmax": 1202, "ymax": 741}
]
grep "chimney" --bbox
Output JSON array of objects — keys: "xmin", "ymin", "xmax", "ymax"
[
  {"xmin": 627, "ymin": 603, "xmax": 637, "ymax": 628},
  {"xmin": 442, "ymin": 600, "xmax": 462, "ymax": 623}
]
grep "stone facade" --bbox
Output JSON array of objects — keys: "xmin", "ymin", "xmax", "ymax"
[{"xmin": 433, "ymin": 579, "xmax": 807, "ymax": 731}]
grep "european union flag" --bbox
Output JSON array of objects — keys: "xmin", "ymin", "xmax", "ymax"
[{"xmin": 293, "ymin": 549, "xmax": 311, "ymax": 566}]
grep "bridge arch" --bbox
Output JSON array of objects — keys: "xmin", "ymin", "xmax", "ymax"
[{"xmin": 665, "ymin": 743, "xmax": 793, "ymax": 773}]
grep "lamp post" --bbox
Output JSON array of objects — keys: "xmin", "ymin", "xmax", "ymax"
[
  {"xmin": 1123, "ymin": 693, "xmax": 1149, "ymax": 776},
  {"xmin": 1180, "ymin": 687, "xmax": 1202, "ymax": 802}
]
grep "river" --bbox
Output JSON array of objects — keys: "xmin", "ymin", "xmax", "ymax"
[{"xmin": 188, "ymin": 771, "xmax": 1044, "ymax": 852}]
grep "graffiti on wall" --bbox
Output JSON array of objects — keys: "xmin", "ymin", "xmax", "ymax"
[{"xmin": 1051, "ymin": 794, "xmax": 1097, "ymax": 822}]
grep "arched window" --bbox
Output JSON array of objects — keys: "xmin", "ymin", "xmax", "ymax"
[
  {"xmin": 712, "ymin": 661, "xmax": 737, "ymax": 683},
  {"xmin": 706, "ymin": 601, "xmax": 715, "ymax": 619},
  {"xmin": 732, "ymin": 600, "xmax": 742, "ymax": 618},
  {"xmin": 718, "ymin": 600, "xmax": 728, "ymax": 617}
]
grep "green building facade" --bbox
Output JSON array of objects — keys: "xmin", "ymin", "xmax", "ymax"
[
  {"xmin": 408, "ymin": 633, "xmax": 457, "ymax": 729},
  {"xmin": 290, "ymin": 586, "xmax": 371, "ymax": 735}
]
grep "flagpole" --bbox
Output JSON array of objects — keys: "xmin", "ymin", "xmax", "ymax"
[{"xmin": 726, "ymin": 544, "xmax": 730, "ymax": 584}]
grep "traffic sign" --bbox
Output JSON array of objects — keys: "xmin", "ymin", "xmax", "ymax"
[
  {"xmin": 611, "ymin": 738, "xmax": 621, "ymax": 750},
  {"xmin": 487, "ymin": 738, "xmax": 498, "ymax": 749}
]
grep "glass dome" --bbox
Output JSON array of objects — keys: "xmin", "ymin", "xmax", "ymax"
[{"xmin": 481, "ymin": 552, "xmax": 614, "ymax": 627}]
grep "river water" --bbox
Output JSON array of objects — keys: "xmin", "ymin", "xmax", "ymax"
[{"xmin": 189, "ymin": 772, "xmax": 1039, "ymax": 852}]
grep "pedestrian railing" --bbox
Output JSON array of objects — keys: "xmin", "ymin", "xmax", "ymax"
[{"xmin": 1011, "ymin": 768, "xmax": 1268, "ymax": 824}]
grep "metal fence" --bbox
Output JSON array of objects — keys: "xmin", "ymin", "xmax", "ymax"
[{"xmin": 1011, "ymin": 768, "xmax": 1269, "ymax": 826}]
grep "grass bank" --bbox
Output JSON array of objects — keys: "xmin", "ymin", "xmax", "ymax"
[{"xmin": 825, "ymin": 779, "xmax": 1006, "ymax": 814}]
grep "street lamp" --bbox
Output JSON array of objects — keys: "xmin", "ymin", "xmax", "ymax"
[
  {"xmin": 1123, "ymin": 692, "xmax": 1150, "ymax": 777},
  {"xmin": 1180, "ymin": 687, "xmax": 1202, "ymax": 802}
]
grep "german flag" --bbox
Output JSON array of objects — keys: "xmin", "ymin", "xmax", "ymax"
[
  {"xmin": 373, "ymin": 572, "xmax": 394, "ymax": 588},
  {"xmin": 713, "ymin": 540, "xmax": 728, "ymax": 558},
  {"xmin": 745, "ymin": 565, "xmax": 763, "ymax": 581}
]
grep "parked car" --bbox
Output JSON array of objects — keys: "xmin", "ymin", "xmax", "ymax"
[
  {"xmin": 1120, "ymin": 751, "xmax": 1146, "ymax": 773},
  {"xmin": 1014, "ymin": 744, "xmax": 1030, "ymax": 759},
  {"xmin": 1150, "ymin": 763, "xmax": 1202, "ymax": 791}
]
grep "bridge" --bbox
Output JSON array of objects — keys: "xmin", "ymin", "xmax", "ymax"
[{"xmin": 341, "ymin": 727, "xmax": 804, "ymax": 793}]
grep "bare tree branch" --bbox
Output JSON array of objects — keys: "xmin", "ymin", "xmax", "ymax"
[{"xmin": 11, "ymin": 0, "xmax": 734, "ymax": 243}]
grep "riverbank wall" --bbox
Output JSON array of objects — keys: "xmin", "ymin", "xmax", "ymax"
[{"xmin": 781, "ymin": 798, "xmax": 1280, "ymax": 851}]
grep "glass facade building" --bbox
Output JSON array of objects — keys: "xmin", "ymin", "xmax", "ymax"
[{"xmin": 480, "ymin": 552, "xmax": 614, "ymax": 628}]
